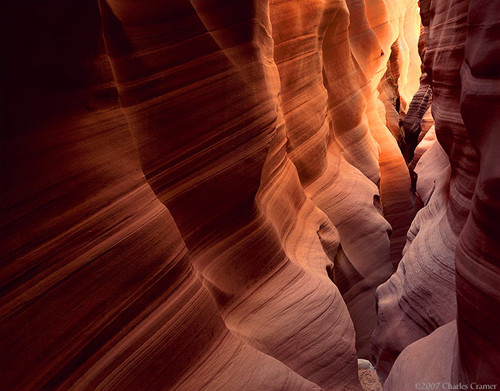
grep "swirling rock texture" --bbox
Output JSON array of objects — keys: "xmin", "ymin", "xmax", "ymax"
[
  {"xmin": 378, "ymin": 0, "xmax": 500, "ymax": 389},
  {"xmin": 0, "ymin": 3, "xmax": 326, "ymax": 391},
  {"xmin": 373, "ymin": 0, "xmax": 475, "ymax": 382},
  {"xmin": 347, "ymin": 0, "xmax": 417, "ymax": 268},
  {"xmin": 1, "ymin": 1, "xmax": 499, "ymax": 391},
  {"xmin": 269, "ymin": 0, "xmax": 391, "ymax": 358}
]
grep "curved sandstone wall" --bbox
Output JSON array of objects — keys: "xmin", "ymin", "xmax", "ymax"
[
  {"xmin": 380, "ymin": 0, "xmax": 500, "ymax": 388},
  {"xmin": 2, "ymin": 0, "xmax": 498, "ymax": 390}
]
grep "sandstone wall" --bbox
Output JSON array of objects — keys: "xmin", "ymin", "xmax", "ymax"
[{"xmin": 6, "ymin": 1, "xmax": 496, "ymax": 391}]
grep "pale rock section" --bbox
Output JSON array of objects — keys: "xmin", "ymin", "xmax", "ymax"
[
  {"xmin": 382, "ymin": 0, "xmax": 500, "ymax": 388},
  {"xmin": 373, "ymin": 134, "xmax": 454, "ymax": 382},
  {"xmin": 409, "ymin": 125, "xmax": 436, "ymax": 176},
  {"xmin": 384, "ymin": 322, "xmax": 457, "ymax": 391},
  {"xmin": 396, "ymin": 0, "xmax": 422, "ymax": 111},
  {"xmin": 373, "ymin": 0, "xmax": 477, "ymax": 381}
]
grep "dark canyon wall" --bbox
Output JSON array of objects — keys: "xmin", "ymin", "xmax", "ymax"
[{"xmin": 1, "ymin": 0, "xmax": 498, "ymax": 390}]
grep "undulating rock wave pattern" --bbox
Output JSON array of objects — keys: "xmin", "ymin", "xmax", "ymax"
[
  {"xmin": 378, "ymin": 0, "xmax": 500, "ymax": 388},
  {"xmin": 0, "ymin": 4, "xmax": 325, "ymax": 391},
  {"xmin": 6, "ymin": 0, "xmax": 498, "ymax": 391}
]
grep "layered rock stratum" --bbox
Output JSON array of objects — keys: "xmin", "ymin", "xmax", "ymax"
[
  {"xmin": 1, "ymin": 0, "xmax": 498, "ymax": 390},
  {"xmin": 382, "ymin": 0, "xmax": 500, "ymax": 388}
]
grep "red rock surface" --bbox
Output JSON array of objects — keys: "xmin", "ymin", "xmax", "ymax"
[
  {"xmin": 380, "ymin": 0, "xmax": 500, "ymax": 388},
  {"xmin": 0, "ymin": 3, "xmax": 325, "ymax": 390},
  {"xmin": 1, "ymin": 0, "xmax": 498, "ymax": 390},
  {"xmin": 269, "ymin": 0, "xmax": 393, "ymax": 358}
]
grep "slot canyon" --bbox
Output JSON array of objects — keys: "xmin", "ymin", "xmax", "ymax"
[{"xmin": 1, "ymin": 0, "xmax": 499, "ymax": 390}]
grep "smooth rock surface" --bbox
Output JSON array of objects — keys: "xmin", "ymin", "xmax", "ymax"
[
  {"xmin": 2, "ymin": 0, "xmax": 498, "ymax": 390},
  {"xmin": 0, "ymin": 4, "xmax": 325, "ymax": 391},
  {"xmin": 380, "ymin": 0, "xmax": 500, "ymax": 387}
]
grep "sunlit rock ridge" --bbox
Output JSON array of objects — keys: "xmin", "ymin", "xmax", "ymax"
[{"xmin": 0, "ymin": 0, "xmax": 498, "ymax": 390}]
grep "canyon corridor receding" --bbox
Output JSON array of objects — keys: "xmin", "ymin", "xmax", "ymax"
[{"xmin": 1, "ymin": 1, "xmax": 499, "ymax": 390}]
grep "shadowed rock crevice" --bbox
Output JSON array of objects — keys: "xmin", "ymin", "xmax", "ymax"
[{"xmin": 1, "ymin": 1, "xmax": 499, "ymax": 390}]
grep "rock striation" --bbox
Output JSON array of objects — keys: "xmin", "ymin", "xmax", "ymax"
[
  {"xmin": 1, "ymin": 0, "xmax": 498, "ymax": 391},
  {"xmin": 0, "ymin": 3, "xmax": 326, "ymax": 390},
  {"xmin": 379, "ymin": 0, "xmax": 500, "ymax": 388}
]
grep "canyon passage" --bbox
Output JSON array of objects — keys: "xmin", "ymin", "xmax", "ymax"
[{"xmin": 1, "ymin": 1, "xmax": 499, "ymax": 390}]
